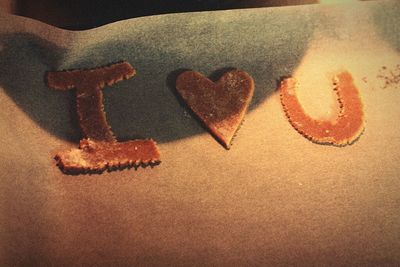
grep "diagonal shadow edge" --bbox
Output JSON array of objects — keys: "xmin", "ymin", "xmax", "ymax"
[{"xmin": 0, "ymin": 7, "xmax": 314, "ymax": 144}]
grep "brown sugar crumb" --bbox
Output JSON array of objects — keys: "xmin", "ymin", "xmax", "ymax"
[
  {"xmin": 46, "ymin": 61, "xmax": 160, "ymax": 174},
  {"xmin": 377, "ymin": 64, "xmax": 400, "ymax": 89},
  {"xmin": 55, "ymin": 139, "xmax": 160, "ymax": 174},
  {"xmin": 279, "ymin": 71, "xmax": 364, "ymax": 146},
  {"xmin": 175, "ymin": 70, "xmax": 254, "ymax": 149}
]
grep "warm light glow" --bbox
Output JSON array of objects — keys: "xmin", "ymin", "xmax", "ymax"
[
  {"xmin": 319, "ymin": 0, "xmax": 357, "ymax": 3},
  {"xmin": 289, "ymin": 3, "xmax": 400, "ymax": 120}
]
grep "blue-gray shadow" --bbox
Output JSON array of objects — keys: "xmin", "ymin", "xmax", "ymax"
[
  {"xmin": 0, "ymin": 33, "xmax": 80, "ymax": 142},
  {"xmin": 371, "ymin": 1, "xmax": 400, "ymax": 52},
  {"xmin": 0, "ymin": 9, "xmax": 315, "ymax": 144}
]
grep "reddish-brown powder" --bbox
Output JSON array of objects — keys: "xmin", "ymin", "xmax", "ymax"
[
  {"xmin": 46, "ymin": 61, "xmax": 160, "ymax": 174},
  {"xmin": 280, "ymin": 71, "xmax": 364, "ymax": 146}
]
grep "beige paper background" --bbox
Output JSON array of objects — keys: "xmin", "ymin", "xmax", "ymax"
[{"xmin": 1, "ymin": 1, "xmax": 400, "ymax": 266}]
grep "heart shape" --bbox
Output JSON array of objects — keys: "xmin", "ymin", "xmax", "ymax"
[{"xmin": 176, "ymin": 70, "xmax": 254, "ymax": 149}]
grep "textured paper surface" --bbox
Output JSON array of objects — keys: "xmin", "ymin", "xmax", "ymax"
[{"xmin": 1, "ymin": 1, "xmax": 400, "ymax": 266}]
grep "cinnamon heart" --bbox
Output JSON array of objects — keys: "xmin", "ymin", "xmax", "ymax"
[{"xmin": 175, "ymin": 70, "xmax": 254, "ymax": 149}]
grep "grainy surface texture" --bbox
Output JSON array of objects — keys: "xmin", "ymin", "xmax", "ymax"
[
  {"xmin": 1, "ymin": 1, "xmax": 400, "ymax": 266},
  {"xmin": 176, "ymin": 70, "xmax": 254, "ymax": 149}
]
